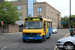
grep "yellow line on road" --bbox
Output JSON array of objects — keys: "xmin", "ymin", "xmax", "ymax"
[
  {"xmin": 63, "ymin": 33, "xmax": 70, "ymax": 38},
  {"xmin": 54, "ymin": 33, "xmax": 70, "ymax": 50},
  {"xmin": 54, "ymin": 46, "xmax": 57, "ymax": 50},
  {"xmin": 0, "ymin": 37, "xmax": 5, "ymax": 40}
]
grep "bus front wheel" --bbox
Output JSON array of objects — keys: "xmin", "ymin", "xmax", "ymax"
[
  {"xmin": 40, "ymin": 36, "xmax": 44, "ymax": 43},
  {"xmin": 23, "ymin": 39, "xmax": 26, "ymax": 42}
]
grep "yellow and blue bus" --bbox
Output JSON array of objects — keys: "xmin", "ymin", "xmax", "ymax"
[{"xmin": 22, "ymin": 17, "xmax": 52, "ymax": 42}]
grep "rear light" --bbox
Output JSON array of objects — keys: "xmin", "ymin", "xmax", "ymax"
[{"xmin": 23, "ymin": 32, "xmax": 25, "ymax": 34}]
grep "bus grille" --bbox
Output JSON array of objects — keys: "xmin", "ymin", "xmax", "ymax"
[{"xmin": 24, "ymin": 33, "xmax": 38, "ymax": 35}]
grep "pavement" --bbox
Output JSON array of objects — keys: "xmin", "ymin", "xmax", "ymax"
[
  {"xmin": 0, "ymin": 32, "xmax": 21, "ymax": 40},
  {"xmin": 0, "ymin": 36, "xmax": 2, "ymax": 39},
  {"xmin": 0, "ymin": 33, "xmax": 2, "ymax": 39},
  {"xmin": 0, "ymin": 29, "xmax": 69, "ymax": 50}
]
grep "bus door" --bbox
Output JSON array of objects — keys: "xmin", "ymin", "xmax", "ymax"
[{"xmin": 44, "ymin": 21, "xmax": 46, "ymax": 37}]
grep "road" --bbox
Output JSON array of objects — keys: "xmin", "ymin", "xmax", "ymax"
[{"xmin": 0, "ymin": 29, "xmax": 69, "ymax": 50}]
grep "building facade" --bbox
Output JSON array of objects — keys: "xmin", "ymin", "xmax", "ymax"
[{"xmin": 13, "ymin": 0, "xmax": 61, "ymax": 28}]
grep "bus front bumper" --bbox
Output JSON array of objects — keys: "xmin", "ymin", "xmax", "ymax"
[{"xmin": 22, "ymin": 35, "xmax": 42, "ymax": 40}]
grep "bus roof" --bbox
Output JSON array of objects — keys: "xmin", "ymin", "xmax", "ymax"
[
  {"xmin": 25, "ymin": 17, "xmax": 52, "ymax": 22},
  {"xmin": 43, "ymin": 18, "xmax": 52, "ymax": 22}
]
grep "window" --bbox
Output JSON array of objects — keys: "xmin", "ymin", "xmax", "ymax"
[
  {"xmin": 52, "ymin": 18, "xmax": 53, "ymax": 22},
  {"xmin": 55, "ymin": 13, "xmax": 57, "ymax": 16},
  {"xmin": 50, "ymin": 17, "xmax": 51, "ymax": 20},
  {"xmin": 28, "ymin": 0, "xmax": 33, "ymax": 17},
  {"xmin": 25, "ymin": 22, "xmax": 43, "ymax": 29},
  {"xmin": 47, "ymin": 22, "xmax": 52, "ymax": 28},
  {"xmin": 22, "ymin": 19, "xmax": 23, "ymax": 21},
  {"xmin": 47, "ymin": 16, "xmax": 49, "ymax": 19},
  {"xmin": 33, "ymin": 0, "xmax": 35, "ymax": 3},
  {"xmin": 47, "ymin": 8, "xmax": 49, "ymax": 12},
  {"xmin": 19, "ymin": 16, "xmax": 21, "ymax": 19},
  {"xmin": 21, "ymin": 7, "xmax": 23, "ymax": 8},
  {"xmin": 54, "ymin": 19, "xmax": 55, "ymax": 23},
  {"xmin": 17, "ymin": 6, "xmax": 20, "ymax": 10},
  {"xmin": 37, "ymin": 8, "xmax": 42, "ymax": 12}
]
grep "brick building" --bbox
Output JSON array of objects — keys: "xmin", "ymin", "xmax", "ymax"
[{"xmin": 13, "ymin": 0, "xmax": 61, "ymax": 28}]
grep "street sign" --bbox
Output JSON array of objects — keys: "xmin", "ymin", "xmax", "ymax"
[{"xmin": 1, "ymin": 21, "xmax": 3, "ymax": 26}]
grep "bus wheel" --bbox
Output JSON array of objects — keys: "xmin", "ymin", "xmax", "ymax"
[
  {"xmin": 44, "ymin": 35, "xmax": 46, "ymax": 41},
  {"xmin": 23, "ymin": 39, "xmax": 26, "ymax": 42},
  {"xmin": 47, "ymin": 33, "xmax": 50, "ymax": 39},
  {"xmin": 40, "ymin": 36, "xmax": 44, "ymax": 43}
]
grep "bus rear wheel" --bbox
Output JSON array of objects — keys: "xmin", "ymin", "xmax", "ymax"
[{"xmin": 47, "ymin": 33, "xmax": 50, "ymax": 39}]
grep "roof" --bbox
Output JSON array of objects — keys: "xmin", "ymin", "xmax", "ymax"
[
  {"xmin": 43, "ymin": 18, "xmax": 52, "ymax": 22},
  {"xmin": 16, "ymin": 20, "xmax": 24, "ymax": 25},
  {"xmin": 34, "ymin": 2, "xmax": 60, "ymax": 13},
  {"xmin": 25, "ymin": 17, "xmax": 52, "ymax": 22}
]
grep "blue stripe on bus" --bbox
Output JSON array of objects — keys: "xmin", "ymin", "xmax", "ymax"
[
  {"xmin": 22, "ymin": 35, "xmax": 42, "ymax": 40},
  {"xmin": 46, "ymin": 28, "xmax": 52, "ymax": 38}
]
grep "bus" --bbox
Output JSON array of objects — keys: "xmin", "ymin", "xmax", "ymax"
[{"xmin": 22, "ymin": 17, "xmax": 52, "ymax": 42}]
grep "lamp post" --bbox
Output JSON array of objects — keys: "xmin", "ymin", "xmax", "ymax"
[{"xmin": 70, "ymin": 0, "xmax": 71, "ymax": 25}]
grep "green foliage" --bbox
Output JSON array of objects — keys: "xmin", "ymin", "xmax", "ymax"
[
  {"xmin": 61, "ymin": 15, "xmax": 75, "ymax": 27},
  {"xmin": 71, "ymin": 15, "xmax": 75, "ymax": 26},
  {"xmin": 61, "ymin": 16, "xmax": 69, "ymax": 21},
  {"xmin": 0, "ymin": 1, "xmax": 22, "ymax": 27},
  {"xmin": 61, "ymin": 16, "xmax": 69, "ymax": 28}
]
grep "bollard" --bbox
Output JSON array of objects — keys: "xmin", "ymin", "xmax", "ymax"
[{"xmin": 1, "ymin": 27, "xmax": 3, "ymax": 34}]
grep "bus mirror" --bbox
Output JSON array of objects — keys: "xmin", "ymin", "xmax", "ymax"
[
  {"xmin": 44, "ymin": 24, "xmax": 45, "ymax": 26},
  {"xmin": 21, "ymin": 24, "xmax": 23, "ymax": 27}
]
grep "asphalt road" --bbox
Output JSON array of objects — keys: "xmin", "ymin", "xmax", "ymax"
[{"xmin": 0, "ymin": 29, "xmax": 69, "ymax": 50}]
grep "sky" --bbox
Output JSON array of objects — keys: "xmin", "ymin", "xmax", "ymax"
[
  {"xmin": 6, "ymin": 0, "xmax": 75, "ymax": 17},
  {"xmin": 37, "ymin": 0, "xmax": 75, "ymax": 17}
]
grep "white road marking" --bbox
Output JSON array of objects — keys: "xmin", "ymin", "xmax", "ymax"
[
  {"xmin": 54, "ymin": 33, "xmax": 70, "ymax": 50},
  {"xmin": 1, "ymin": 47, "xmax": 7, "ymax": 50},
  {"xmin": 0, "ymin": 37, "xmax": 5, "ymax": 40}
]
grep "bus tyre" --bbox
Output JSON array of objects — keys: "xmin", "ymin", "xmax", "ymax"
[
  {"xmin": 44, "ymin": 36, "xmax": 46, "ymax": 41},
  {"xmin": 23, "ymin": 39, "xmax": 26, "ymax": 42},
  {"xmin": 40, "ymin": 36, "xmax": 44, "ymax": 43},
  {"xmin": 47, "ymin": 33, "xmax": 50, "ymax": 39}
]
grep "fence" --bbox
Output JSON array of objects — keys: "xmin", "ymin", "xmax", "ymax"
[{"xmin": 0, "ymin": 29, "xmax": 8, "ymax": 34}]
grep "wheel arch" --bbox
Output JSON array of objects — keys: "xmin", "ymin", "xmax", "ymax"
[{"xmin": 63, "ymin": 41, "xmax": 75, "ymax": 46}]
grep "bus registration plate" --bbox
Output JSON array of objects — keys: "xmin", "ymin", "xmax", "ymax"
[{"xmin": 28, "ymin": 37, "xmax": 34, "ymax": 39}]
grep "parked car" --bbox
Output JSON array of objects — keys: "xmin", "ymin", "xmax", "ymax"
[
  {"xmin": 56, "ymin": 36, "xmax": 75, "ymax": 50},
  {"xmin": 52, "ymin": 27, "xmax": 57, "ymax": 34}
]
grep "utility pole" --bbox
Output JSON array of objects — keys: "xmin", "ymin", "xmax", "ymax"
[
  {"xmin": 70, "ymin": 0, "xmax": 71, "ymax": 25},
  {"xmin": 0, "ymin": 21, "xmax": 3, "ymax": 34},
  {"xmin": 0, "ymin": 0, "xmax": 4, "ymax": 3}
]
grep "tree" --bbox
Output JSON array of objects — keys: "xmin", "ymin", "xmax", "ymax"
[
  {"xmin": 71, "ymin": 15, "xmax": 75, "ymax": 26},
  {"xmin": 61, "ymin": 16, "xmax": 69, "ymax": 28},
  {"xmin": 0, "ymin": 1, "xmax": 22, "ymax": 27}
]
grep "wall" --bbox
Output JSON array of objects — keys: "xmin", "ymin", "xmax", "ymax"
[
  {"xmin": 33, "ymin": 2, "xmax": 46, "ymax": 18},
  {"xmin": 8, "ymin": 25, "xmax": 19, "ymax": 33},
  {"xmin": 13, "ymin": 1, "xmax": 27, "ymax": 20},
  {"xmin": 46, "ymin": 3, "xmax": 61, "ymax": 28},
  {"xmin": 13, "ymin": 1, "xmax": 61, "ymax": 28},
  {"xmin": 0, "ymin": 25, "xmax": 19, "ymax": 33}
]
